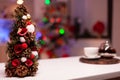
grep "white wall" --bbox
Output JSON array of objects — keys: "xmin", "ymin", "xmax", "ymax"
[
  {"xmin": 70, "ymin": 0, "xmax": 85, "ymax": 34},
  {"xmin": 112, "ymin": 0, "xmax": 120, "ymax": 56},
  {"xmin": 33, "ymin": 0, "xmax": 46, "ymax": 20}
]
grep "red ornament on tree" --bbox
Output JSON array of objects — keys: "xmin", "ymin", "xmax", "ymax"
[
  {"xmin": 30, "ymin": 54, "xmax": 35, "ymax": 59},
  {"xmin": 18, "ymin": 28, "xmax": 27, "ymax": 36},
  {"xmin": 12, "ymin": 59, "xmax": 20, "ymax": 67},
  {"xmin": 22, "ymin": 43, "xmax": 28, "ymax": 49},
  {"xmin": 14, "ymin": 44, "xmax": 23, "ymax": 54},
  {"xmin": 25, "ymin": 59, "xmax": 33, "ymax": 67},
  {"xmin": 26, "ymin": 21, "xmax": 32, "ymax": 25}
]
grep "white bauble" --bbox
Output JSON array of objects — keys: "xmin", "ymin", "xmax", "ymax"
[
  {"xmin": 27, "ymin": 14, "xmax": 31, "ymax": 19},
  {"xmin": 22, "ymin": 15, "xmax": 27, "ymax": 20},
  {"xmin": 26, "ymin": 24, "xmax": 35, "ymax": 33},
  {"xmin": 17, "ymin": 0, "xmax": 24, "ymax": 5},
  {"xmin": 21, "ymin": 57, "xmax": 27, "ymax": 62},
  {"xmin": 32, "ymin": 51, "xmax": 38, "ymax": 56},
  {"xmin": 20, "ymin": 37, "xmax": 26, "ymax": 42}
]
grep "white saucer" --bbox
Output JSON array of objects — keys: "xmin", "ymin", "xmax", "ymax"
[{"xmin": 82, "ymin": 56, "xmax": 101, "ymax": 59}]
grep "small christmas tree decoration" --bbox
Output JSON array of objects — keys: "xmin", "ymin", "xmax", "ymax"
[{"xmin": 5, "ymin": 0, "xmax": 38, "ymax": 77}]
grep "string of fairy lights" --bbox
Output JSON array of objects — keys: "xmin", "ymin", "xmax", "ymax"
[{"xmin": 17, "ymin": 0, "xmax": 51, "ymax": 5}]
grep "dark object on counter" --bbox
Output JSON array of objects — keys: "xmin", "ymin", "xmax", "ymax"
[{"xmin": 98, "ymin": 41, "xmax": 116, "ymax": 58}]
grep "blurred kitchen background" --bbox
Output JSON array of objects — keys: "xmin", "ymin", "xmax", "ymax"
[{"xmin": 0, "ymin": 0, "xmax": 119, "ymax": 62}]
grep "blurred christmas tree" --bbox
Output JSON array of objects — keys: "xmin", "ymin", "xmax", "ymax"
[
  {"xmin": 5, "ymin": 0, "xmax": 38, "ymax": 77},
  {"xmin": 37, "ymin": 1, "xmax": 71, "ymax": 58}
]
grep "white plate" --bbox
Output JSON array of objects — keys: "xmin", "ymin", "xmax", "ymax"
[{"xmin": 82, "ymin": 56, "xmax": 101, "ymax": 59}]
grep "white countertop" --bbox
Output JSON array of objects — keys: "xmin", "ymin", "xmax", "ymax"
[{"xmin": 0, "ymin": 56, "xmax": 120, "ymax": 80}]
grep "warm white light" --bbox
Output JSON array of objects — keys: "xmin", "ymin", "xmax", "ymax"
[{"xmin": 17, "ymin": 0, "xmax": 24, "ymax": 5}]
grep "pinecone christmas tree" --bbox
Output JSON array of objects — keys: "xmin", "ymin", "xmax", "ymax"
[{"xmin": 5, "ymin": 0, "xmax": 38, "ymax": 77}]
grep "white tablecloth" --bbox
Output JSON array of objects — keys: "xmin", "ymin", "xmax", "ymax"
[{"xmin": 0, "ymin": 56, "xmax": 120, "ymax": 80}]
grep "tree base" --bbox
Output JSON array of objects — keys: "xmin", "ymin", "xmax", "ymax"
[{"xmin": 5, "ymin": 64, "xmax": 38, "ymax": 77}]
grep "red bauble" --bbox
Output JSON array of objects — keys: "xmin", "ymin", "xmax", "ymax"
[
  {"xmin": 56, "ymin": 18, "xmax": 61, "ymax": 23},
  {"xmin": 12, "ymin": 59, "xmax": 20, "ymax": 67},
  {"xmin": 26, "ymin": 21, "xmax": 32, "ymax": 25},
  {"xmin": 30, "ymin": 54, "xmax": 35, "ymax": 59},
  {"xmin": 50, "ymin": 18, "xmax": 55, "ymax": 23},
  {"xmin": 18, "ymin": 28, "xmax": 27, "ymax": 36},
  {"xmin": 22, "ymin": 43, "xmax": 28, "ymax": 49},
  {"xmin": 25, "ymin": 59, "xmax": 33, "ymax": 67},
  {"xmin": 14, "ymin": 44, "xmax": 23, "ymax": 54}
]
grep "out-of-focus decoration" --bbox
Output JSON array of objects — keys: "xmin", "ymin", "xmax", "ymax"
[
  {"xmin": 37, "ymin": 2, "xmax": 73, "ymax": 58},
  {"xmin": 93, "ymin": 21, "xmax": 105, "ymax": 38},
  {"xmin": 5, "ymin": 1, "xmax": 38, "ymax": 77},
  {"xmin": 45, "ymin": 0, "xmax": 51, "ymax": 5},
  {"xmin": 59, "ymin": 28, "xmax": 65, "ymax": 35},
  {"xmin": 0, "ymin": 19, "xmax": 13, "ymax": 43}
]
